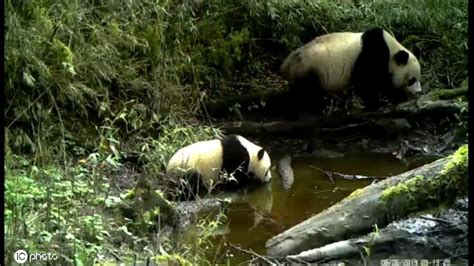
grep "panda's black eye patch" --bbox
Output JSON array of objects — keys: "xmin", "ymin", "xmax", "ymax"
[{"xmin": 408, "ymin": 78, "xmax": 416, "ymax": 86}]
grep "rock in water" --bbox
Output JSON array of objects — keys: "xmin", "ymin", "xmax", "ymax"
[{"xmin": 277, "ymin": 155, "xmax": 294, "ymax": 190}]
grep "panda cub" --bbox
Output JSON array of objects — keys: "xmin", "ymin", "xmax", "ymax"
[
  {"xmin": 166, "ymin": 135, "xmax": 272, "ymax": 199},
  {"xmin": 281, "ymin": 27, "xmax": 422, "ymax": 116}
]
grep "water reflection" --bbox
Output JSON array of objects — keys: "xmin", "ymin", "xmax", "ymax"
[{"xmin": 210, "ymin": 152, "xmax": 426, "ymax": 264}]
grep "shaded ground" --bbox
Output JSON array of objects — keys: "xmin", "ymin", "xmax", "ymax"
[
  {"xmin": 247, "ymin": 124, "xmax": 468, "ymax": 265},
  {"xmin": 268, "ymin": 125, "xmax": 465, "ymax": 162},
  {"xmin": 323, "ymin": 197, "xmax": 468, "ymax": 266}
]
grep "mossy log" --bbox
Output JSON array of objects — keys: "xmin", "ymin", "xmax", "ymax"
[
  {"xmin": 219, "ymin": 118, "xmax": 319, "ymax": 137},
  {"xmin": 119, "ymin": 175, "xmax": 177, "ymax": 224},
  {"xmin": 216, "ymin": 87, "xmax": 467, "ymax": 137},
  {"xmin": 118, "ymin": 175, "xmax": 231, "ymax": 230},
  {"xmin": 265, "ymin": 145, "xmax": 468, "ymax": 257}
]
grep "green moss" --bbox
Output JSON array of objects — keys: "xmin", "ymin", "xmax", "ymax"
[
  {"xmin": 441, "ymin": 144, "xmax": 468, "ymax": 192},
  {"xmin": 154, "ymin": 254, "xmax": 193, "ymax": 266},
  {"xmin": 428, "ymin": 87, "xmax": 468, "ymax": 101},
  {"xmin": 122, "ymin": 189, "xmax": 136, "ymax": 200},
  {"xmin": 143, "ymin": 207, "xmax": 161, "ymax": 225},
  {"xmin": 442, "ymin": 144, "xmax": 468, "ymax": 174},
  {"xmin": 460, "ymin": 78, "xmax": 468, "ymax": 89},
  {"xmin": 32, "ymin": 7, "xmax": 54, "ymax": 32},
  {"xmin": 381, "ymin": 145, "xmax": 468, "ymax": 213},
  {"xmin": 155, "ymin": 190, "xmax": 173, "ymax": 207},
  {"xmin": 52, "ymin": 38, "xmax": 74, "ymax": 65},
  {"xmin": 347, "ymin": 188, "xmax": 366, "ymax": 200},
  {"xmin": 381, "ymin": 175, "xmax": 424, "ymax": 201}
]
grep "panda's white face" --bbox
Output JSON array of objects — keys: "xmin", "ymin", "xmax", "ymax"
[
  {"xmin": 391, "ymin": 51, "xmax": 421, "ymax": 97},
  {"xmin": 235, "ymin": 135, "xmax": 272, "ymax": 183},
  {"xmin": 250, "ymin": 148, "xmax": 272, "ymax": 183},
  {"xmin": 383, "ymin": 29, "xmax": 422, "ymax": 97}
]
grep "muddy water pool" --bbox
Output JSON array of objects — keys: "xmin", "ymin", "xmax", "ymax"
[{"xmin": 207, "ymin": 152, "xmax": 419, "ymax": 264}]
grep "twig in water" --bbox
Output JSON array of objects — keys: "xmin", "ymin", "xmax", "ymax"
[
  {"xmin": 247, "ymin": 204, "xmax": 277, "ymax": 224},
  {"xmin": 313, "ymin": 187, "xmax": 353, "ymax": 197},
  {"xmin": 228, "ymin": 243, "xmax": 276, "ymax": 265},
  {"xmin": 308, "ymin": 165, "xmax": 335, "ymax": 183},
  {"xmin": 309, "ymin": 165, "xmax": 387, "ymax": 181},
  {"xmin": 313, "ymin": 189, "xmax": 338, "ymax": 197},
  {"xmin": 229, "ymin": 243, "xmax": 313, "ymax": 265},
  {"xmin": 419, "ymin": 215, "xmax": 453, "ymax": 225}
]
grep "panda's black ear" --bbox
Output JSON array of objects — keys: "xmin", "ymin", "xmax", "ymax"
[
  {"xmin": 394, "ymin": 50, "xmax": 409, "ymax": 65},
  {"xmin": 257, "ymin": 149, "xmax": 265, "ymax": 161}
]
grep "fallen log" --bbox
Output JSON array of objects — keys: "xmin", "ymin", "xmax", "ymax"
[
  {"xmin": 119, "ymin": 175, "xmax": 177, "ymax": 225},
  {"xmin": 118, "ymin": 175, "xmax": 232, "ymax": 231},
  {"xmin": 173, "ymin": 197, "xmax": 232, "ymax": 230},
  {"xmin": 287, "ymin": 228, "xmax": 409, "ymax": 262},
  {"xmin": 287, "ymin": 195, "xmax": 469, "ymax": 263},
  {"xmin": 216, "ymin": 88, "xmax": 467, "ymax": 138},
  {"xmin": 265, "ymin": 145, "xmax": 468, "ymax": 256},
  {"xmin": 218, "ymin": 118, "xmax": 319, "ymax": 137},
  {"xmin": 205, "ymin": 89, "xmax": 286, "ymax": 117}
]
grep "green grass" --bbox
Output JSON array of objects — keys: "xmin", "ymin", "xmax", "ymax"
[
  {"xmin": 4, "ymin": 0, "xmax": 468, "ymax": 264},
  {"xmin": 5, "ymin": 0, "xmax": 468, "ymax": 157},
  {"xmin": 5, "ymin": 124, "xmax": 221, "ymax": 265}
]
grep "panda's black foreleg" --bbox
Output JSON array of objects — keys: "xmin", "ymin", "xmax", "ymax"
[
  {"xmin": 286, "ymin": 73, "xmax": 325, "ymax": 119},
  {"xmin": 285, "ymin": 85, "xmax": 302, "ymax": 120},
  {"xmin": 358, "ymin": 87, "xmax": 382, "ymax": 112},
  {"xmin": 385, "ymin": 88, "xmax": 409, "ymax": 105},
  {"xmin": 308, "ymin": 88, "xmax": 326, "ymax": 115}
]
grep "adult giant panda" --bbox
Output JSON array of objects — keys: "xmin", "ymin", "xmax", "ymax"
[
  {"xmin": 280, "ymin": 27, "xmax": 422, "ymax": 116},
  {"xmin": 166, "ymin": 134, "xmax": 272, "ymax": 199}
]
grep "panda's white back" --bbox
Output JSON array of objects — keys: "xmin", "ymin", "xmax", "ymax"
[
  {"xmin": 235, "ymin": 135, "xmax": 262, "ymax": 166},
  {"xmin": 302, "ymin": 32, "xmax": 363, "ymax": 93},
  {"xmin": 235, "ymin": 135, "xmax": 259, "ymax": 155},
  {"xmin": 166, "ymin": 139, "xmax": 223, "ymax": 182}
]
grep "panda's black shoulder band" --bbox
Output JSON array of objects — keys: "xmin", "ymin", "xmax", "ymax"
[
  {"xmin": 361, "ymin": 27, "xmax": 385, "ymax": 43},
  {"xmin": 220, "ymin": 135, "xmax": 250, "ymax": 176}
]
